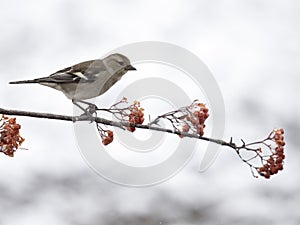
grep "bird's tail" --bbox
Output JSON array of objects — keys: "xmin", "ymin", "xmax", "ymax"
[{"xmin": 9, "ymin": 79, "xmax": 38, "ymax": 84}]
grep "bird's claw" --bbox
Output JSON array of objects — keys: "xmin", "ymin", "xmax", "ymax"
[
  {"xmin": 86, "ymin": 104, "xmax": 99, "ymax": 115},
  {"xmin": 78, "ymin": 111, "xmax": 95, "ymax": 123}
]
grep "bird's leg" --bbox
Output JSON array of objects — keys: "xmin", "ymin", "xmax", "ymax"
[
  {"xmin": 77, "ymin": 100, "xmax": 99, "ymax": 114},
  {"xmin": 72, "ymin": 100, "xmax": 96, "ymax": 122}
]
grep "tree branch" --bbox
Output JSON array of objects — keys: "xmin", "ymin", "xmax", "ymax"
[
  {"xmin": 0, "ymin": 107, "xmax": 231, "ymax": 147},
  {"xmin": 0, "ymin": 106, "xmax": 286, "ymax": 179}
]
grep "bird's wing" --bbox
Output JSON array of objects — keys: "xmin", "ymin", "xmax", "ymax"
[{"xmin": 38, "ymin": 60, "xmax": 106, "ymax": 84}]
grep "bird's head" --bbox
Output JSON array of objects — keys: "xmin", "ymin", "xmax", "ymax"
[{"xmin": 103, "ymin": 53, "xmax": 136, "ymax": 75}]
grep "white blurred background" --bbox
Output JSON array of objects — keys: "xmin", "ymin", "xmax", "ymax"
[{"xmin": 1, "ymin": 0, "xmax": 300, "ymax": 224}]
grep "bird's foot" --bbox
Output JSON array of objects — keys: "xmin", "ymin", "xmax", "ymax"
[
  {"xmin": 77, "ymin": 111, "xmax": 96, "ymax": 123},
  {"xmin": 86, "ymin": 104, "xmax": 99, "ymax": 115}
]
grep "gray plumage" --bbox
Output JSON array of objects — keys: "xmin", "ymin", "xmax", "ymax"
[{"xmin": 9, "ymin": 53, "xmax": 136, "ymax": 101}]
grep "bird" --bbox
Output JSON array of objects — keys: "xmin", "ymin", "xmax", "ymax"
[{"xmin": 9, "ymin": 53, "xmax": 136, "ymax": 113}]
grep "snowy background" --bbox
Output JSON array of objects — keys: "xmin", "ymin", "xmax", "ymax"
[{"xmin": 1, "ymin": 0, "xmax": 300, "ymax": 224}]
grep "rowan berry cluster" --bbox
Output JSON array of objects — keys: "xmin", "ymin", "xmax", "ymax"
[
  {"xmin": 0, "ymin": 115, "xmax": 25, "ymax": 157},
  {"xmin": 181, "ymin": 101, "xmax": 209, "ymax": 137},
  {"xmin": 99, "ymin": 129, "xmax": 114, "ymax": 146},
  {"xmin": 108, "ymin": 97, "xmax": 144, "ymax": 133},
  {"xmin": 234, "ymin": 128, "xmax": 286, "ymax": 179},
  {"xmin": 155, "ymin": 100, "xmax": 209, "ymax": 137},
  {"xmin": 127, "ymin": 101, "xmax": 145, "ymax": 132},
  {"xmin": 257, "ymin": 128, "xmax": 285, "ymax": 179},
  {"xmin": 96, "ymin": 98, "xmax": 145, "ymax": 145}
]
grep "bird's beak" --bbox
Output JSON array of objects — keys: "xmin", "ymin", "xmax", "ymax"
[{"xmin": 125, "ymin": 65, "xmax": 137, "ymax": 71}]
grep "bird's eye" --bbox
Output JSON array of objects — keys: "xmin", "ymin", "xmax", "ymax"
[{"xmin": 118, "ymin": 61, "xmax": 125, "ymax": 66}]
